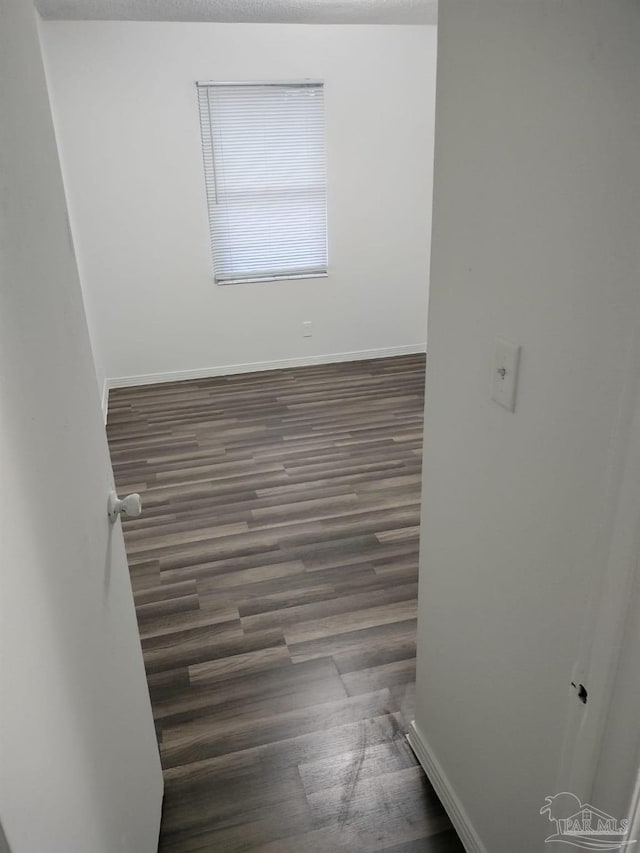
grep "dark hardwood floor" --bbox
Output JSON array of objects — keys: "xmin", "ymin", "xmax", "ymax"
[{"xmin": 107, "ymin": 354, "xmax": 463, "ymax": 853}]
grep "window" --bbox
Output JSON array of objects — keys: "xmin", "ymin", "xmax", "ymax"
[{"xmin": 197, "ymin": 81, "xmax": 328, "ymax": 285}]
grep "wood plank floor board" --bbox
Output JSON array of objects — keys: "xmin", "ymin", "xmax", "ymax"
[
  {"xmin": 162, "ymin": 711, "xmax": 407, "ymax": 790},
  {"xmin": 137, "ymin": 607, "xmax": 242, "ymax": 641},
  {"xmin": 142, "ymin": 627, "xmax": 288, "ymax": 675},
  {"xmin": 288, "ymin": 617, "xmax": 419, "ymax": 665},
  {"xmin": 156, "ymin": 657, "xmax": 350, "ymax": 740},
  {"xmin": 239, "ymin": 581, "xmax": 418, "ymax": 635},
  {"xmin": 107, "ymin": 354, "xmax": 463, "ymax": 852},
  {"xmin": 297, "ymin": 740, "xmax": 418, "ymax": 796},
  {"xmin": 159, "ymin": 688, "xmax": 398, "ymax": 769}
]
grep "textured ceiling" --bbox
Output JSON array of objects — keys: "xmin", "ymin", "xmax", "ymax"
[{"xmin": 35, "ymin": 0, "xmax": 438, "ymax": 24}]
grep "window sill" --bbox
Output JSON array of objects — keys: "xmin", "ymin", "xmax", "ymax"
[{"xmin": 216, "ymin": 272, "xmax": 328, "ymax": 286}]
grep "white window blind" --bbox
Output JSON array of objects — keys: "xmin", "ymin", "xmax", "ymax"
[{"xmin": 197, "ymin": 81, "xmax": 328, "ymax": 284}]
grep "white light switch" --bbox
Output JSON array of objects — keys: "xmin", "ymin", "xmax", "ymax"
[{"xmin": 491, "ymin": 338, "xmax": 521, "ymax": 412}]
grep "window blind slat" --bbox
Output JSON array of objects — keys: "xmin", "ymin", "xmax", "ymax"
[{"xmin": 198, "ymin": 82, "xmax": 328, "ymax": 284}]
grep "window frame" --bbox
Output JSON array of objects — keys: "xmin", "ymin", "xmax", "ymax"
[{"xmin": 196, "ymin": 79, "xmax": 329, "ymax": 286}]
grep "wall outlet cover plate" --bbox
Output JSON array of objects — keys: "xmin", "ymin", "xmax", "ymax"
[{"xmin": 491, "ymin": 338, "xmax": 521, "ymax": 412}]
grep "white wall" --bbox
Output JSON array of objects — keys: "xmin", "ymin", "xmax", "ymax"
[
  {"xmin": 412, "ymin": 2, "xmax": 640, "ymax": 851},
  {"xmin": 0, "ymin": 0, "xmax": 163, "ymax": 849},
  {"xmin": 39, "ymin": 22, "xmax": 436, "ymax": 398}
]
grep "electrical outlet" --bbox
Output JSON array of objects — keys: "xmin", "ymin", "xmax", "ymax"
[{"xmin": 303, "ymin": 321, "xmax": 312, "ymax": 338}]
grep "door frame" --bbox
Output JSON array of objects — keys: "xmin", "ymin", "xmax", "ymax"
[{"xmin": 555, "ymin": 327, "xmax": 640, "ymax": 806}]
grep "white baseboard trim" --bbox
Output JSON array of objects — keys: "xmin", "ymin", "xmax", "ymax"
[
  {"xmin": 101, "ymin": 379, "xmax": 109, "ymax": 424},
  {"xmin": 105, "ymin": 344, "xmax": 426, "ymax": 391},
  {"xmin": 406, "ymin": 721, "xmax": 487, "ymax": 853}
]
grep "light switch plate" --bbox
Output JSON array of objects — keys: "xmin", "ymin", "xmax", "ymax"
[{"xmin": 491, "ymin": 338, "xmax": 521, "ymax": 412}]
